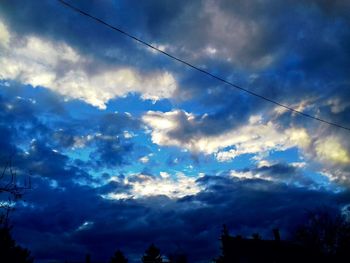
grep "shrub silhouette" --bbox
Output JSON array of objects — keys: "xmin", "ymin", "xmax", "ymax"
[
  {"xmin": 142, "ymin": 244, "xmax": 162, "ymax": 263},
  {"xmin": 110, "ymin": 249, "xmax": 128, "ymax": 263}
]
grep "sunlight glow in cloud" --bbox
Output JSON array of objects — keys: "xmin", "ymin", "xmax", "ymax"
[
  {"xmin": 105, "ymin": 172, "xmax": 201, "ymax": 200},
  {"xmin": 316, "ymin": 137, "xmax": 350, "ymax": 165},
  {"xmin": 0, "ymin": 20, "xmax": 10, "ymax": 47}
]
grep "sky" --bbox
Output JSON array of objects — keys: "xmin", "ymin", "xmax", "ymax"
[{"xmin": 0, "ymin": 0, "xmax": 350, "ymax": 262}]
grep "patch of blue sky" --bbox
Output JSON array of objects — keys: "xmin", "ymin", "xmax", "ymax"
[
  {"xmin": 65, "ymin": 147, "xmax": 93, "ymax": 163},
  {"xmin": 268, "ymin": 147, "xmax": 302, "ymax": 164},
  {"xmin": 63, "ymin": 98, "xmax": 104, "ymax": 119},
  {"xmin": 177, "ymin": 98, "xmax": 218, "ymax": 116},
  {"xmin": 129, "ymin": 133, "xmax": 196, "ymax": 177},
  {"xmin": 304, "ymin": 170, "xmax": 342, "ymax": 192},
  {"xmin": 200, "ymin": 153, "xmax": 257, "ymax": 175},
  {"xmin": 16, "ymin": 142, "xmax": 33, "ymax": 156},
  {"xmin": 105, "ymin": 93, "xmax": 173, "ymax": 116}
]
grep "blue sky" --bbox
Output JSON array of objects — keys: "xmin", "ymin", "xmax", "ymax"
[{"xmin": 0, "ymin": 0, "xmax": 350, "ymax": 262}]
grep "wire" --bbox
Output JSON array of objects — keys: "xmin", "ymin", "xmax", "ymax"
[{"xmin": 58, "ymin": 0, "xmax": 350, "ymax": 132}]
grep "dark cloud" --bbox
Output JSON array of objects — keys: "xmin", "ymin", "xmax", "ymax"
[
  {"xmin": 0, "ymin": 83, "xmax": 143, "ymax": 184},
  {"xmin": 1, "ymin": 1, "xmax": 350, "ymax": 262},
  {"xmin": 0, "ymin": 82, "xmax": 346, "ymax": 261},
  {"xmin": 192, "ymin": 175, "xmax": 347, "ymax": 236},
  {"xmin": 9, "ymin": 174, "xmax": 350, "ymax": 263},
  {"xmin": 90, "ymin": 137, "xmax": 134, "ymax": 168},
  {"xmin": 1, "ymin": 0, "xmax": 349, "ymax": 126},
  {"xmin": 238, "ymin": 163, "xmax": 317, "ymax": 187}
]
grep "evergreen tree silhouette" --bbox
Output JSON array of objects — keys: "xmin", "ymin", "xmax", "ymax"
[
  {"xmin": 142, "ymin": 244, "xmax": 163, "ymax": 263},
  {"xmin": 0, "ymin": 225, "xmax": 33, "ymax": 263},
  {"xmin": 215, "ymin": 224, "xmax": 232, "ymax": 263},
  {"xmin": 110, "ymin": 249, "xmax": 128, "ymax": 263}
]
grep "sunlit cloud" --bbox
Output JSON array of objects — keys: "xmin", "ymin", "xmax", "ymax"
[
  {"xmin": 315, "ymin": 137, "xmax": 350, "ymax": 165},
  {"xmin": 0, "ymin": 19, "xmax": 177, "ymax": 109},
  {"xmin": 143, "ymin": 110, "xmax": 310, "ymax": 161},
  {"xmin": 104, "ymin": 172, "xmax": 201, "ymax": 200},
  {"xmin": 139, "ymin": 156, "xmax": 150, "ymax": 164},
  {"xmin": 0, "ymin": 20, "xmax": 10, "ymax": 47}
]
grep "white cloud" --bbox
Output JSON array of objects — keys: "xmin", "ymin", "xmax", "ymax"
[
  {"xmin": 131, "ymin": 173, "xmax": 200, "ymax": 199},
  {"xmin": 142, "ymin": 109, "xmax": 349, "ymax": 185},
  {"xmin": 230, "ymin": 170, "xmax": 256, "ymax": 180},
  {"xmin": 123, "ymin": 131, "xmax": 134, "ymax": 139},
  {"xmin": 273, "ymin": 99, "xmax": 317, "ymax": 118},
  {"xmin": 216, "ymin": 149, "xmax": 240, "ymax": 162},
  {"xmin": 204, "ymin": 46, "xmax": 217, "ymax": 55},
  {"xmin": 230, "ymin": 169, "xmax": 276, "ymax": 182},
  {"xmin": 290, "ymin": 162, "xmax": 307, "ymax": 168},
  {"xmin": 319, "ymin": 168, "xmax": 350, "ymax": 186},
  {"xmin": 105, "ymin": 172, "xmax": 201, "ymax": 200},
  {"xmin": 0, "ymin": 21, "xmax": 10, "ymax": 48},
  {"xmin": 306, "ymin": 135, "xmax": 350, "ymax": 184},
  {"xmin": 286, "ymin": 128, "xmax": 311, "ymax": 148},
  {"xmin": 142, "ymin": 110, "xmax": 310, "ymax": 161},
  {"xmin": 326, "ymin": 97, "xmax": 350, "ymax": 114},
  {"xmin": 0, "ymin": 20, "xmax": 177, "ymax": 109},
  {"xmin": 315, "ymin": 136, "xmax": 350, "ymax": 165},
  {"xmin": 139, "ymin": 156, "xmax": 150, "ymax": 164},
  {"xmin": 76, "ymin": 221, "xmax": 94, "ymax": 232},
  {"xmin": 256, "ymin": 159, "xmax": 273, "ymax": 168}
]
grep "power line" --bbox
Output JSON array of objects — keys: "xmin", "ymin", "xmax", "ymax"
[{"xmin": 58, "ymin": 0, "xmax": 350, "ymax": 132}]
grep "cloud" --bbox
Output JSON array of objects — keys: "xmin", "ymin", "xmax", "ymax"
[
  {"xmin": 105, "ymin": 172, "xmax": 201, "ymax": 200},
  {"xmin": 309, "ymin": 135, "xmax": 350, "ymax": 185},
  {"xmin": 139, "ymin": 155, "xmax": 150, "ymax": 164},
  {"xmin": 0, "ymin": 20, "xmax": 10, "ymax": 47},
  {"xmin": 142, "ymin": 106, "xmax": 350, "ymax": 185},
  {"xmin": 315, "ymin": 136, "xmax": 350, "ymax": 165},
  {"xmin": 1, "ymin": 1, "xmax": 350, "ymax": 262},
  {"xmin": 0, "ymin": 83, "xmax": 144, "ymax": 182},
  {"xmin": 143, "ymin": 110, "xmax": 309, "ymax": 160},
  {"xmin": 0, "ymin": 19, "xmax": 177, "ymax": 109},
  {"xmin": 285, "ymin": 127, "xmax": 311, "ymax": 148},
  {"xmin": 12, "ymin": 171, "xmax": 350, "ymax": 263},
  {"xmin": 0, "ymin": 82, "xmax": 345, "ymax": 260},
  {"xmin": 230, "ymin": 162, "xmax": 318, "ymax": 188},
  {"xmin": 326, "ymin": 97, "xmax": 350, "ymax": 114}
]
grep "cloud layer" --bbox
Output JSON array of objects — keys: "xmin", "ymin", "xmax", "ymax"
[
  {"xmin": 0, "ymin": 0, "xmax": 350, "ymax": 262},
  {"xmin": 0, "ymin": 20, "xmax": 177, "ymax": 109}
]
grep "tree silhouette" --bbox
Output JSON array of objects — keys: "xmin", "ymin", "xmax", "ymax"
[
  {"xmin": 0, "ymin": 159, "xmax": 32, "ymax": 262},
  {"xmin": 110, "ymin": 249, "xmax": 128, "ymax": 263},
  {"xmin": 0, "ymin": 158, "xmax": 31, "ymax": 220},
  {"xmin": 0, "ymin": 224, "xmax": 33, "ymax": 263},
  {"xmin": 215, "ymin": 224, "xmax": 232, "ymax": 263},
  {"xmin": 295, "ymin": 207, "xmax": 350, "ymax": 261},
  {"xmin": 142, "ymin": 244, "xmax": 163, "ymax": 263}
]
